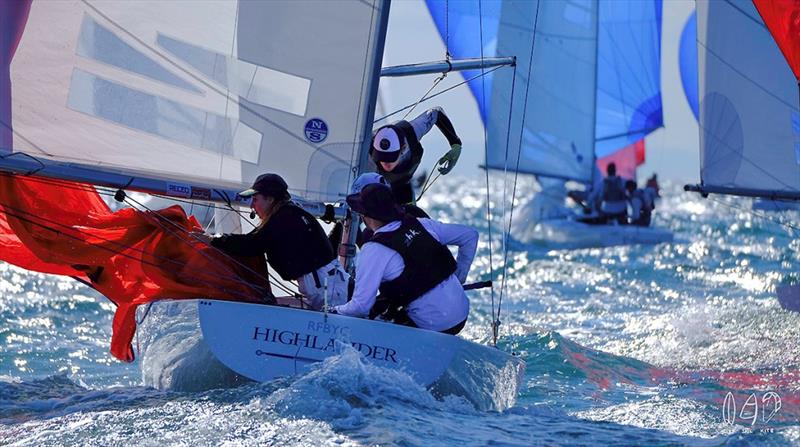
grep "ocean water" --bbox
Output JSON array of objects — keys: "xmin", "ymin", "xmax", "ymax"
[{"xmin": 2, "ymin": 177, "xmax": 800, "ymax": 446}]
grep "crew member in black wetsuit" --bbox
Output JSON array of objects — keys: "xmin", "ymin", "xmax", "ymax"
[
  {"xmin": 370, "ymin": 107, "xmax": 462, "ymax": 207},
  {"xmin": 206, "ymin": 173, "xmax": 349, "ymax": 310}
]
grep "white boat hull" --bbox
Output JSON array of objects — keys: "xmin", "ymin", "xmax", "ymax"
[
  {"xmin": 512, "ymin": 217, "xmax": 673, "ymax": 249},
  {"xmin": 137, "ymin": 299, "xmax": 525, "ymax": 411}
]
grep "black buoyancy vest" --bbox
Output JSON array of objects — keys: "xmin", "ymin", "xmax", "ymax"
[
  {"xmin": 370, "ymin": 217, "xmax": 457, "ymax": 311},
  {"xmin": 264, "ymin": 203, "xmax": 335, "ymax": 280},
  {"xmin": 376, "ymin": 120, "xmax": 424, "ymax": 204},
  {"xmin": 603, "ymin": 176, "xmax": 626, "ymax": 202}
]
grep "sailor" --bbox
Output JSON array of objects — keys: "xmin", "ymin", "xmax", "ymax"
[
  {"xmin": 328, "ymin": 172, "xmax": 429, "ymax": 250},
  {"xmin": 205, "ymin": 173, "xmax": 349, "ymax": 310},
  {"xmin": 352, "ymin": 173, "xmax": 429, "ymax": 216},
  {"xmin": 371, "ymin": 107, "xmax": 462, "ymax": 205},
  {"xmin": 597, "ymin": 163, "xmax": 628, "ymax": 224},
  {"xmin": 645, "ymin": 173, "xmax": 661, "ymax": 198},
  {"xmin": 333, "ymin": 183, "xmax": 477, "ymax": 334},
  {"xmin": 626, "ymin": 180, "xmax": 654, "ymax": 227}
]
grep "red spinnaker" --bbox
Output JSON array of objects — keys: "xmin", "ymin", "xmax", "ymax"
[
  {"xmin": 596, "ymin": 140, "xmax": 645, "ymax": 180},
  {"xmin": 753, "ymin": 0, "xmax": 800, "ymax": 81},
  {"xmin": 0, "ymin": 0, "xmax": 268, "ymax": 363},
  {"xmin": 0, "ymin": 176, "xmax": 269, "ymax": 362}
]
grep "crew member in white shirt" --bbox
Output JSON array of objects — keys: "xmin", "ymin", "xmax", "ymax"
[{"xmin": 333, "ymin": 183, "xmax": 478, "ymax": 334}]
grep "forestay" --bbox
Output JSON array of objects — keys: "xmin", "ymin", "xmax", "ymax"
[
  {"xmin": 695, "ymin": 0, "xmax": 800, "ymax": 198},
  {"xmin": 5, "ymin": 0, "xmax": 385, "ymax": 202}
]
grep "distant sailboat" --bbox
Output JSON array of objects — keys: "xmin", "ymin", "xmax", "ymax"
[
  {"xmin": 0, "ymin": 0, "xmax": 524, "ymax": 410},
  {"xmin": 428, "ymin": 0, "xmax": 672, "ymax": 249},
  {"xmin": 678, "ymin": 4, "xmax": 800, "ymax": 212},
  {"xmin": 685, "ymin": 0, "xmax": 800, "ymax": 310}
]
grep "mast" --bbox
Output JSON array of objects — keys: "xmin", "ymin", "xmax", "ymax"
[
  {"xmin": 340, "ymin": 8, "xmax": 517, "ymax": 271},
  {"xmin": 341, "ymin": 0, "xmax": 392, "ymax": 273}
]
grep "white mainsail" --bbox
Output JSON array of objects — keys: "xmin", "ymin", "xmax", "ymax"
[
  {"xmin": 486, "ymin": 0, "xmax": 598, "ymax": 183},
  {"xmin": 6, "ymin": 0, "xmax": 385, "ymax": 202},
  {"xmin": 695, "ymin": 0, "xmax": 800, "ymax": 198}
]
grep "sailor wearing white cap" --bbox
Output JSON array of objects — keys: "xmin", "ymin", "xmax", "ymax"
[{"xmin": 370, "ymin": 107, "xmax": 462, "ymax": 205}]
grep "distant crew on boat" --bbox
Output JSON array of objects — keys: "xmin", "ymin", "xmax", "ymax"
[
  {"xmin": 371, "ymin": 107, "xmax": 462, "ymax": 207},
  {"xmin": 333, "ymin": 183, "xmax": 478, "ymax": 335},
  {"xmin": 586, "ymin": 162, "xmax": 628, "ymax": 225},
  {"xmin": 626, "ymin": 180, "xmax": 655, "ymax": 227},
  {"xmin": 204, "ymin": 173, "xmax": 349, "ymax": 310}
]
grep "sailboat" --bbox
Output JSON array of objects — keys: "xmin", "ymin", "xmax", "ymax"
[
  {"xmin": 678, "ymin": 5, "xmax": 800, "ymax": 213},
  {"xmin": 684, "ymin": 0, "xmax": 800, "ymax": 310},
  {"xmin": 0, "ymin": 0, "xmax": 524, "ymax": 411},
  {"xmin": 429, "ymin": 0, "xmax": 673, "ymax": 249}
]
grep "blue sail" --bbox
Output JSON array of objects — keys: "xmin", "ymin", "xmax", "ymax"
[
  {"xmin": 594, "ymin": 0, "xmax": 663, "ymax": 160},
  {"xmin": 679, "ymin": 10, "xmax": 699, "ymax": 121},
  {"xmin": 424, "ymin": 0, "xmax": 500, "ymax": 124},
  {"xmin": 426, "ymin": 0, "xmax": 662, "ymax": 182}
]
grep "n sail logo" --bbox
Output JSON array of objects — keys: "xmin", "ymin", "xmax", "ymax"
[{"xmin": 304, "ymin": 118, "xmax": 328, "ymax": 144}]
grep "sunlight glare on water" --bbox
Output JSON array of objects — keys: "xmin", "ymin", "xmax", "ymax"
[{"xmin": 2, "ymin": 177, "xmax": 800, "ymax": 445}]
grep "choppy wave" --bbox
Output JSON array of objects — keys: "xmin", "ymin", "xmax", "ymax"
[{"xmin": 2, "ymin": 178, "xmax": 800, "ymax": 445}]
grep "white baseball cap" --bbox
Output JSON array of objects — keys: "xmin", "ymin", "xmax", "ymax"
[
  {"xmin": 351, "ymin": 172, "xmax": 388, "ymax": 194},
  {"xmin": 371, "ymin": 126, "xmax": 403, "ymax": 162}
]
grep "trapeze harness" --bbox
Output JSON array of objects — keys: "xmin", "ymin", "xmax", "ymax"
[{"xmin": 367, "ymin": 216, "xmax": 457, "ymax": 324}]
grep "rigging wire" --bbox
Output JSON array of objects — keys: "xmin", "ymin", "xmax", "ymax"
[
  {"xmin": 401, "ymin": 73, "xmax": 448, "ymax": 121},
  {"xmin": 490, "ymin": 1, "xmax": 541, "ymax": 346},
  {"xmin": 373, "ymin": 65, "xmax": 504, "ymax": 124},
  {"xmin": 476, "ymin": 0, "xmax": 499, "ymax": 347},
  {"xmin": 707, "ymin": 195, "xmax": 800, "ymax": 233}
]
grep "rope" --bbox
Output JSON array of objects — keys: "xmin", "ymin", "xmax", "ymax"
[
  {"xmin": 445, "ymin": 0, "xmax": 451, "ymax": 61},
  {"xmin": 0, "ymin": 171, "xmax": 252, "ymax": 220},
  {"xmin": 416, "ymin": 169, "xmax": 442, "ymax": 203},
  {"xmin": 0, "ymin": 171, "xmax": 296, "ymax": 295},
  {"xmin": 123, "ymin": 194, "xmax": 297, "ymax": 297},
  {"xmin": 0, "ymin": 199, "xmax": 264, "ymax": 301},
  {"xmin": 0, "ymin": 171, "xmax": 294, "ymax": 296}
]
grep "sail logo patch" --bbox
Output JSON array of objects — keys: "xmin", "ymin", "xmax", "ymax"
[
  {"xmin": 304, "ymin": 118, "xmax": 329, "ymax": 143},
  {"xmin": 166, "ymin": 183, "xmax": 192, "ymax": 198}
]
